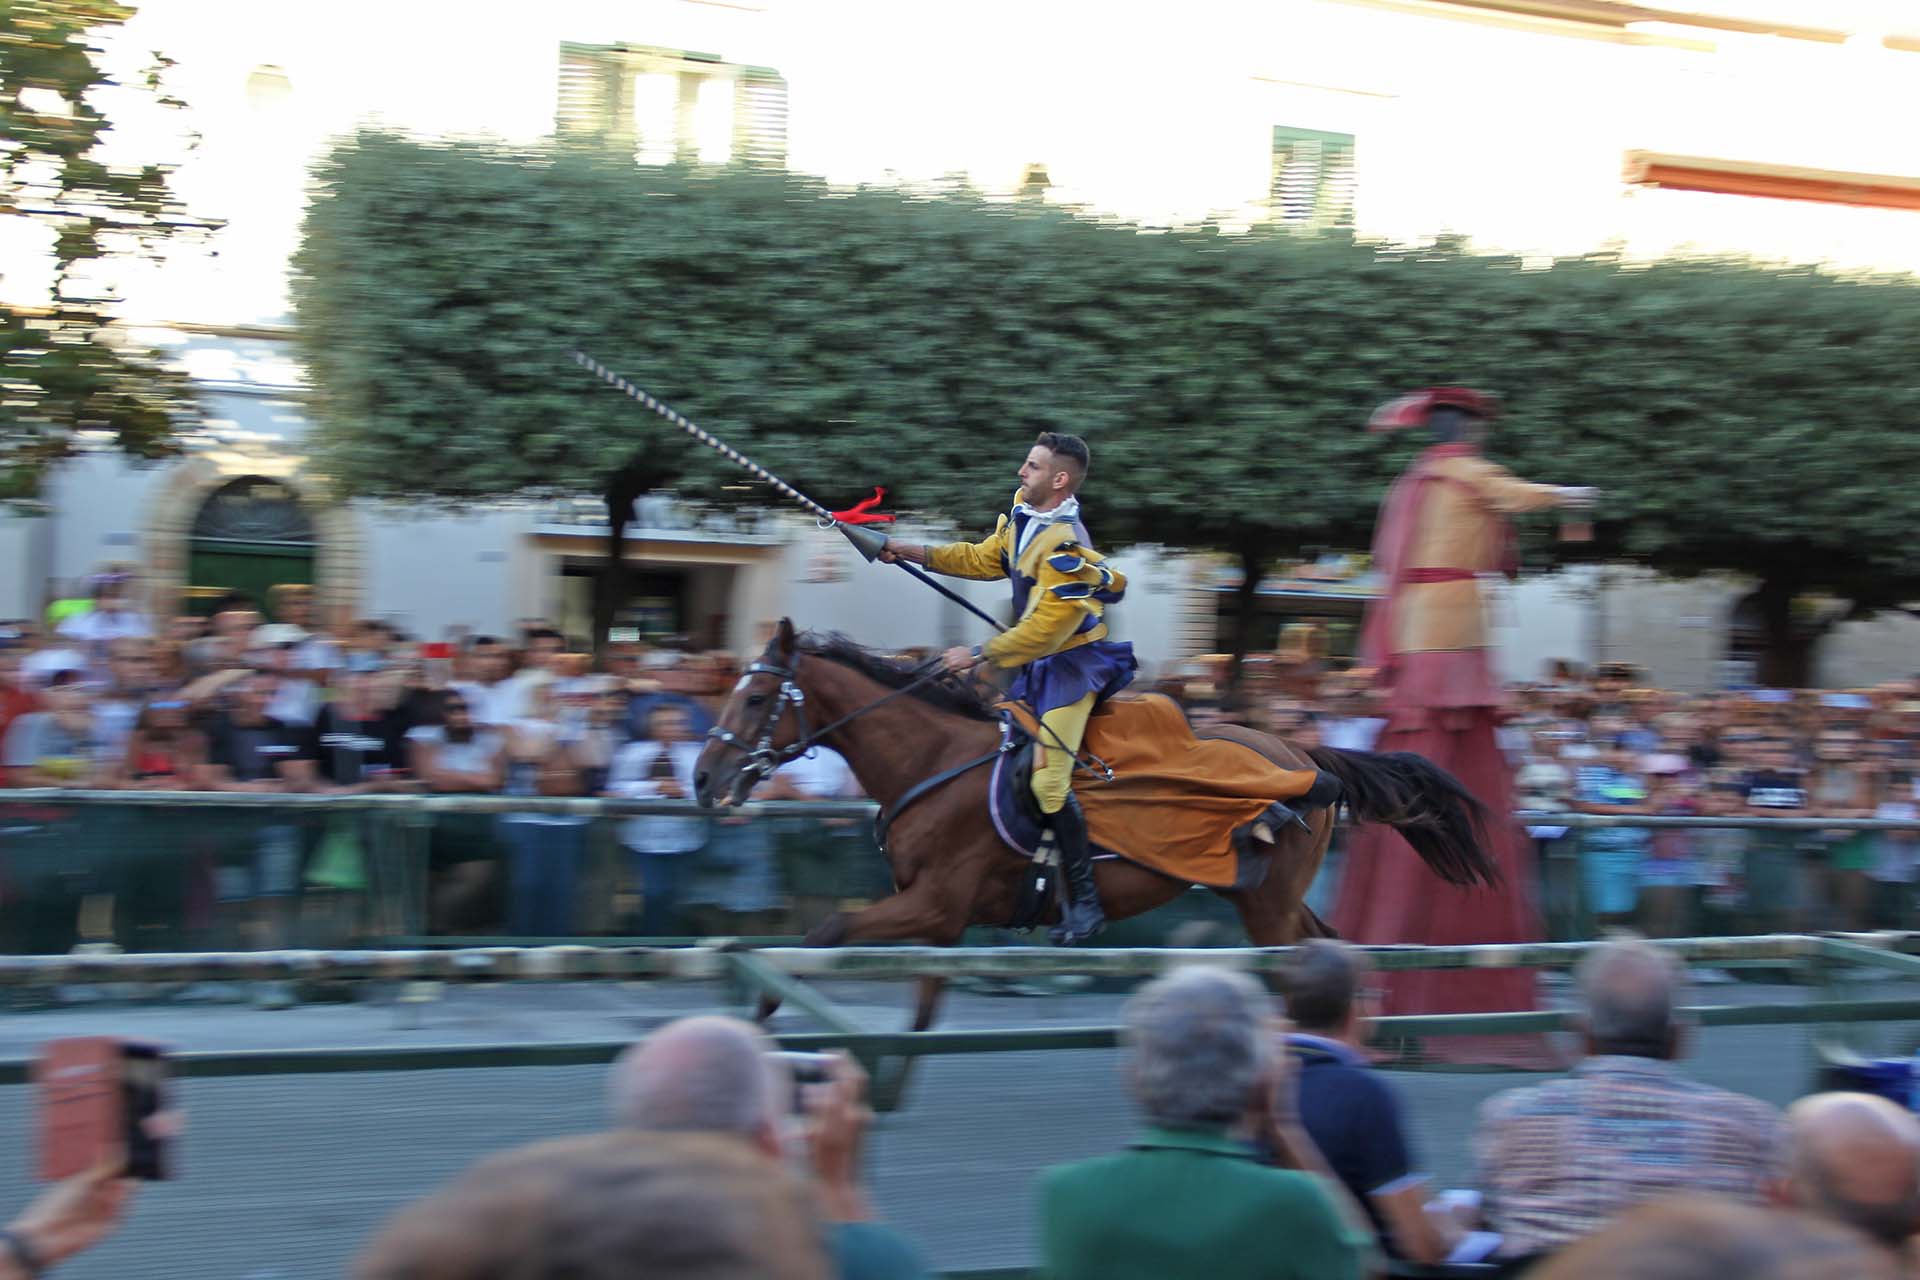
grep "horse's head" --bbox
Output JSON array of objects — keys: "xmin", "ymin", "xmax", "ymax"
[{"xmin": 695, "ymin": 617, "xmax": 810, "ymax": 808}]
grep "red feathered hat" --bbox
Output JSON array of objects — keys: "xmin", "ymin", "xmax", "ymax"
[{"xmin": 1367, "ymin": 386, "xmax": 1500, "ymax": 432}]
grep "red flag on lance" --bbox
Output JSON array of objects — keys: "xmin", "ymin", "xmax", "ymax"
[{"xmin": 828, "ymin": 488, "xmax": 896, "ymax": 525}]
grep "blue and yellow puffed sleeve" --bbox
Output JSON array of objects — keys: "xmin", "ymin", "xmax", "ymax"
[
  {"xmin": 980, "ymin": 536, "xmax": 1126, "ymax": 668},
  {"xmin": 1039, "ymin": 543, "xmax": 1126, "ymax": 607},
  {"xmin": 925, "ymin": 513, "xmax": 1012, "ymax": 582}
]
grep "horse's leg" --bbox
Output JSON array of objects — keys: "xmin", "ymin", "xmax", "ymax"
[
  {"xmin": 1225, "ymin": 812, "xmax": 1335, "ymax": 948},
  {"xmin": 811, "ymin": 875, "xmax": 972, "ymax": 947},
  {"xmin": 911, "ymin": 975, "xmax": 946, "ymax": 1032},
  {"xmin": 752, "ymin": 882, "xmax": 964, "ymax": 1023}
]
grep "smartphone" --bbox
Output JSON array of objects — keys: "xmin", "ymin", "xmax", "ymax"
[
  {"xmin": 770, "ymin": 1051, "xmax": 836, "ymax": 1113},
  {"xmin": 609, "ymin": 627, "xmax": 641, "ymax": 645},
  {"xmin": 36, "ymin": 1037, "xmax": 174, "ymax": 1181}
]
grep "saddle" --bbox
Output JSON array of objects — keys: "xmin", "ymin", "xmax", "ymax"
[{"xmin": 989, "ymin": 694, "xmax": 1323, "ymax": 891}]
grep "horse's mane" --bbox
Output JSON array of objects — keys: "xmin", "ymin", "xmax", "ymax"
[{"xmin": 796, "ymin": 632, "xmax": 998, "ymax": 722}]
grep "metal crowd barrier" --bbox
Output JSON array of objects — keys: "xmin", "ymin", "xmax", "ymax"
[
  {"xmin": 1, "ymin": 932, "xmax": 1915, "ymax": 1076},
  {"xmin": 11, "ymin": 787, "xmax": 1920, "ymax": 827},
  {"xmin": 5, "ymin": 789, "xmax": 1920, "ymax": 955}
]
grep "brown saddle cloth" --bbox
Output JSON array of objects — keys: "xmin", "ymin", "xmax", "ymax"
[{"xmin": 1003, "ymin": 693, "xmax": 1320, "ymax": 888}]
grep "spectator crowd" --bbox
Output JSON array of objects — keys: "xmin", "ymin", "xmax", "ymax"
[
  {"xmin": 1164, "ymin": 652, "xmax": 1920, "ymax": 939},
  {"xmin": 9, "ymin": 572, "xmax": 1920, "ymax": 957},
  {"xmin": 0, "ymin": 576, "xmax": 872, "ymax": 957},
  {"xmin": 26, "ymin": 937, "xmax": 1920, "ymax": 1279}
]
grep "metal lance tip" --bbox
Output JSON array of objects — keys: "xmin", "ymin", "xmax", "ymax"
[{"xmin": 837, "ymin": 521, "xmax": 890, "ymax": 563}]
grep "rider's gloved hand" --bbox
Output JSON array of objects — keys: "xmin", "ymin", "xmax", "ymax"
[{"xmin": 941, "ymin": 645, "xmax": 980, "ymax": 673}]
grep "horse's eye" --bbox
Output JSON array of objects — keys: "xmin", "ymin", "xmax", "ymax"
[{"xmin": 746, "ymin": 693, "xmax": 766, "ymax": 708}]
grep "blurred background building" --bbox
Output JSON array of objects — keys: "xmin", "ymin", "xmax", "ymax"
[{"xmin": 3, "ymin": 0, "xmax": 1917, "ymax": 682}]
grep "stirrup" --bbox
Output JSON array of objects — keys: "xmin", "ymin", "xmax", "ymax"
[{"xmin": 1251, "ymin": 801, "xmax": 1311, "ymax": 844}]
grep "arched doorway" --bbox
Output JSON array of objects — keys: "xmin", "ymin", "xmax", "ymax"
[{"xmin": 187, "ymin": 476, "xmax": 317, "ymax": 617}]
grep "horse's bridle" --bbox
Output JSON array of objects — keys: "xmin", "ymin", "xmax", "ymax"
[
  {"xmin": 705, "ymin": 653, "xmax": 955, "ymax": 800},
  {"xmin": 704, "ymin": 658, "xmax": 817, "ymax": 797},
  {"xmin": 705, "ymin": 651, "xmax": 1113, "ymax": 806}
]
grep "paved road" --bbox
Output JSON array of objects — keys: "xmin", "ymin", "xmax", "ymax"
[{"xmin": 0, "ymin": 974, "xmax": 1908, "ymax": 1278}]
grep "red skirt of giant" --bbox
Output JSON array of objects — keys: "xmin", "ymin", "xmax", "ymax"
[{"xmin": 1331, "ymin": 650, "xmax": 1558, "ymax": 1068}]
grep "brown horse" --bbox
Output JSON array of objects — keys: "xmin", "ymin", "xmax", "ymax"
[{"xmin": 693, "ymin": 621, "xmax": 1494, "ymax": 1029}]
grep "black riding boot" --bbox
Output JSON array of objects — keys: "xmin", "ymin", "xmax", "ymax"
[{"xmin": 1047, "ymin": 794, "xmax": 1105, "ymax": 946}]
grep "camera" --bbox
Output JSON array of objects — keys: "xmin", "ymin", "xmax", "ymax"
[
  {"xmin": 770, "ymin": 1051, "xmax": 837, "ymax": 1113},
  {"xmin": 37, "ymin": 1037, "xmax": 175, "ymax": 1181}
]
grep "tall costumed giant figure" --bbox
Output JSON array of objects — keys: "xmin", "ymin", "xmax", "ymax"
[{"xmin": 1332, "ymin": 388, "xmax": 1596, "ymax": 1066}]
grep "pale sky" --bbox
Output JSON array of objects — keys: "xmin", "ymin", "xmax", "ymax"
[{"xmin": 6, "ymin": 0, "xmax": 1917, "ymax": 327}]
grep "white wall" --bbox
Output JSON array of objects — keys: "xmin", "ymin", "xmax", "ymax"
[
  {"xmin": 355, "ymin": 505, "xmax": 530, "ymax": 638},
  {"xmin": 41, "ymin": 454, "xmax": 161, "ymax": 589},
  {"xmin": 0, "ymin": 513, "xmax": 48, "ymax": 619},
  {"xmin": 1819, "ymin": 614, "xmax": 1920, "ymax": 689}
]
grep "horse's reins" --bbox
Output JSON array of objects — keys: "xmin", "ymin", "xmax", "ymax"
[{"xmin": 705, "ymin": 653, "xmax": 1113, "ymax": 802}]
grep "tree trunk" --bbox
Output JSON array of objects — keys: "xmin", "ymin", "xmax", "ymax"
[
  {"xmin": 1225, "ymin": 547, "xmax": 1265, "ymax": 697},
  {"xmin": 1753, "ymin": 574, "xmax": 1816, "ymax": 689},
  {"xmin": 592, "ymin": 464, "xmax": 650, "ymax": 659}
]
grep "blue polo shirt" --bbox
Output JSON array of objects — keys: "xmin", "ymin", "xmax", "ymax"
[{"xmin": 1287, "ymin": 1032, "xmax": 1422, "ymax": 1253}]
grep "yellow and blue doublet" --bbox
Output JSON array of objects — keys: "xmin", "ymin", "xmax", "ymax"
[{"xmin": 925, "ymin": 492, "xmax": 1136, "ymax": 718}]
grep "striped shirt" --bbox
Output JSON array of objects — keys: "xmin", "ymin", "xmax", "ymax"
[{"xmin": 1475, "ymin": 1056, "xmax": 1785, "ymax": 1257}]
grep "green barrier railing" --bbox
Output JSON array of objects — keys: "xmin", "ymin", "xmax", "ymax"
[{"xmin": 6, "ymin": 790, "xmax": 1920, "ymax": 956}]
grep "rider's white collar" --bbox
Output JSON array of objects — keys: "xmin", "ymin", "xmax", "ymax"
[{"xmin": 1012, "ymin": 494, "xmax": 1080, "ymax": 555}]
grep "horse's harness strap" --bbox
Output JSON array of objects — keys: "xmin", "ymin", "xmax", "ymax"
[
  {"xmin": 708, "ymin": 651, "xmax": 1114, "ymax": 802},
  {"xmin": 873, "ymin": 744, "xmax": 1007, "ymax": 856},
  {"xmin": 705, "ymin": 655, "xmax": 951, "ymax": 793}
]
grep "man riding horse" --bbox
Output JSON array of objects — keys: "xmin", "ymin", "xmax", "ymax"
[{"xmin": 879, "ymin": 432, "xmax": 1135, "ymax": 942}]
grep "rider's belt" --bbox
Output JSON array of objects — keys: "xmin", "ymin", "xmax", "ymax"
[
  {"xmin": 1055, "ymin": 622, "xmax": 1108, "ymax": 652},
  {"xmin": 1403, "ymin": 567, "xmax": 1476, "ymax": 583}
]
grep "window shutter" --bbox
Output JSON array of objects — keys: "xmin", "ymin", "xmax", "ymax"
[
  {"xmin": 556, "ymin": 42, "xmax": 787, "ymax": 170},
  {"xmin": 1271, "ymin": 126, "xmax": 1356, "ymax": 229},
  {"xmin": 556, "ymin": 43, "xmax": 629, "ymax": 143},
  {"xmin": 732, "ymin": 67, "xmax": 789, "ymax": 169}
]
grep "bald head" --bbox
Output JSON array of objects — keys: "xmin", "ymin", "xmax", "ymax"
[
  {"xmin": 607, "ymin": 1016, "xmax": 786, "ymax": 1147},
  {"xmin": 1577, "ymin": 938, "xmax": 1680, "ymax": 1059},
  {"xmin": 1786, "ymin": 1092, "xmax": 1920, "ymax": 1250}
]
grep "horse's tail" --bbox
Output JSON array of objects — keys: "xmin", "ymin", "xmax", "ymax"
[{"xmin": 1305, "ymin": 746, "xmax": 1499, "ymax": 888}]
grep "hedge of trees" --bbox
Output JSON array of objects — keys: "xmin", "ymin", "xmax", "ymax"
[{"xmin": 293, "ymin": 130, "xmax": 1920, "ymax": 679}]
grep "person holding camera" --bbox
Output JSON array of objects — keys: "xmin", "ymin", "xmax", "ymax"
[
  {"xmin": 0, "ymin": 1162, "xmax": 137, "ymax": 1280},
  {"xmin": 606, "ymin": 1015, "xmax": 929, "ymax": 1280},
  {"xmin": 608, "ymin": 705, "xmax": 709, "ymax": 937}
]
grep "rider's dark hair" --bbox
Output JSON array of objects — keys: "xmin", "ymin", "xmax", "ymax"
[{"xmin": 1035, "ymin": 432, "xmax": 1091, "ymax": 484}]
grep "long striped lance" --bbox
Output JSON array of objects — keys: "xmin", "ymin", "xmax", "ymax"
[{"xmin": 571, "ymin": 351, "xmax": 1006, "ymax": 633}]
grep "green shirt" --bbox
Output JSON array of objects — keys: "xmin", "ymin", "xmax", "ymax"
[{"xmin": 1038, "ymin": 1126, "xmax": 1371, "ymax": 1280}]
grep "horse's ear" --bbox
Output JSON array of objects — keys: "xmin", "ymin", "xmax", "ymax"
[{"xmin": 775, "ymin": 617, "xmax": 796, "ymax": 658}]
